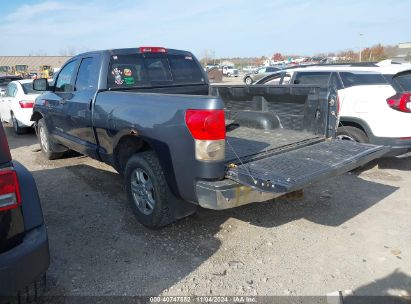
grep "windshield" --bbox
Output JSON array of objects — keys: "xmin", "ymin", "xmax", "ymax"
[
  {"xmin": 108, "ymin": 53, "xmax": 205, "ymax": 89},
  {"xmin": 15, "ymin": 65, "xmax": 27, "ymax": 72}
]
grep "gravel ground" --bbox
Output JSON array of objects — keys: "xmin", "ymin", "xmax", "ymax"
[{"xmin": 4, "ymin": 124, "xmax": 411, "ymax": 298}]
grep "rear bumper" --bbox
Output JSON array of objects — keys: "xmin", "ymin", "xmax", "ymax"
[
  {"xmin": 370, "ymin": 136, "xmax": 411, "ymax": 156},
  {"xmin": 0, "ymin": 224, "xmax": 50, "ymax": 295},
  {"xmin": 196, "ymin": 179, "xmax": 283, "ymax": 210}
]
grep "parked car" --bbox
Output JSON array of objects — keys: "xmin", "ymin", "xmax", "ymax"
[
  {"xmin": 31, "ymin": 47, "xmax": 386, "ymax": 228},
  {"xmin": 0, "ymin": 123, "xmax": 50, "ymax": 299},
  {"xmin": 0, "ymin": 79, "xmax": 41, "ymax": 134},
  {"xmin": 0, "ymin": 75, "xmax": 23, "ymax": 97},
  {"xmin": 255, "ymin": 63, "xmax": 411, "ymax": 156},
  {"xmin": 222, "ymin": 66, "xmax": 239, "ymax": 77},
  {"xmin": 243, "ymin": 66, "xmax": 279, "ymax": 85}
]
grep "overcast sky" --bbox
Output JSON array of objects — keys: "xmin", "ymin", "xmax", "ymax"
[{"xmin": 1, "ymin": 0, "xmax": 410, "ymax": 58}]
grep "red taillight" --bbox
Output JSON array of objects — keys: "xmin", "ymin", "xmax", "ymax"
[
  {"xmin": 185, "ymin": 109, "xmax": 226, "ymax": 140},
  {"xmin": 19, "ymin": 100, "xmax": 34, "ymax": 108},
  {"xmin": 386, "ymin": 93, "xmax": 411, "ymax": 113},
  {"xmin": 0, "ymin": 169, "xmax": 21, "ymax": 212},
  {"xmin": 139, "ymin": 47, "xmax": 167, "ymax": 53}
]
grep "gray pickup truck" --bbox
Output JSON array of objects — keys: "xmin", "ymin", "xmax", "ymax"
[{"xmin": 32, "ymin": 47, "xmax": 387, "ymax": 228}]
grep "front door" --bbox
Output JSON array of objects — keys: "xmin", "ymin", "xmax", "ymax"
[{"xmin": 62, "ymin": 55, "xmax": 100, "ymax": 158}]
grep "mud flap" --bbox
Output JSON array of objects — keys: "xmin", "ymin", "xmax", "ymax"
[{"xmin": 226, "ymin": 140, "xmax": 389, "ymax": 193}]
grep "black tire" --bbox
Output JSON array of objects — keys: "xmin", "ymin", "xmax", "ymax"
[
  {"xmin": 125, "ymin": 151, "xmax": 173, "ymax": 229},
  {"xmin": 37, "ymin": 118, "xmax": 63, "ymax": 160},
  {"xmin": 336, "ymin": 126, "xmax": 369, "ymax": 143},
  {"xmin": 11, "ymin": 113, "xmax": 27, "ymax": 135},
  {"xmin": 245, "ymin": 77, "xmax": 253, "ymax": 85}
]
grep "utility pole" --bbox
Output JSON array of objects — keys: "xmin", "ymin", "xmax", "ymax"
[{"xmin": 359, "ymin": 33, "xmax": 364, "ymax": 62}]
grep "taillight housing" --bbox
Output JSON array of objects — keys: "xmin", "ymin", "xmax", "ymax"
[
  {"xmin": 0, "ymin": 169, "xmax": 21, "ymax": 212},
  {"xmin": 139, "ymin": 47, "xmax": 167, "ymax": 53},
  {"xmin": 19, "ymin": 100, "xmax": 34, "ymax": 108},
  {"xmin": 386, "ymin": 93, "xmax": 411, "ymax": 113},
  {"xmin": 185, "ymin": 109, "xmax": 226, "ymax": 161}
]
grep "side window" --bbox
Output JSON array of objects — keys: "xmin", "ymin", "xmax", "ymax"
[
  {"xmin": 266, "ymin": 67, "xmax": 276, "ymax": 73},
  {"xmin": 293, "ymin": 72, "xmax": 331, "ymax": 85},
  {"xmin": 6, "ymin": 83, "xmax": 17, "ymax": 97},
  {"xmin": 55, "ymin": 60, "xmax": 77, "ymax": 92},
  {"xmin": 339, "ymin": 72, "xmax": 387, "ymax": 88},
  {"xmin": 75, "ymin": 57, "xmax": 99, "ymax": 91},
  {"xmin": 263, "ymin": 74, "xmax": 283, "ymax": 85}
]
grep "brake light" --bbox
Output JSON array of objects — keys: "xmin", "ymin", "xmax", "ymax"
[
  {"xmin": 139, "ymin": 47, "xmax": 167, "ymax": 53},
  {"xmin": 386, "ymin": 93, "xmax": 411, "ymax": 113},
  {"xmin": 185, "ymin": 109, "xmax": 226, "ymax": 161},
  {"xmin": 0, "ymin": 169, "xmax": 21, "ymax": 212},
  {"xmin": 19, "ymin": 100, "xmax": 34, "ymax": 108},
  {"xmin": 185, "ymin": 110, "xmax": 225, "ymax": 140}
]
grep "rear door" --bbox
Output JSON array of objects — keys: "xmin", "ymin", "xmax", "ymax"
[
  {"xmin": 226, "ymin": 139, "xmax": 388, "ymax": 193},
  {"xmin": 0, "ymin": 83, "xmax": 17, "ymax": 123}
]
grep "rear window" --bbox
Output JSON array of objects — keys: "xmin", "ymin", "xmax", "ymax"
[
  {"xmin": 340, "ymin": 72, "xmax": 388, "ymax": 88},
  {"xmin": 108, "ymin": 53, "xmax": 205, "ymax": 88},
  {"xmin": 293, "ymin": 72, "xmax": 331, "ymax": 85},
  {"xmin": 393, "ymin": 72, "xmax": 411, "ymax": 91},
  {"xmin": 21, "ymin": 83, "xmax": 37, "ymax": 94}
]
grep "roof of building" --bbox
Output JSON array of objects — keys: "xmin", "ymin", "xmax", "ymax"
[{"xmin": 0, "ymin": 56, "xmax": 71, "ymax": 72}]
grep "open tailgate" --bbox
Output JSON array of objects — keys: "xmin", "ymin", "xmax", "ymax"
[{"xmin": 226, "ymin": 140, "xmax": 389, "ymax": 193}]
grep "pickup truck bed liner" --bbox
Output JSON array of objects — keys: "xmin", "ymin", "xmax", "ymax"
[{"xmin": 225, "ymin": 127, "xmax": 322, "ymax": 162}]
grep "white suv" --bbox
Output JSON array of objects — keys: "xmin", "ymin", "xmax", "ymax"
[{"xmin": 255, "ymin": 62, "xmax": 411, "ymax": 156}]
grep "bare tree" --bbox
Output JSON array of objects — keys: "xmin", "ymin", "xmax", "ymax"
[{"xmin": 59, "ymin": 46, "xmax": 77, "ymax": 56}]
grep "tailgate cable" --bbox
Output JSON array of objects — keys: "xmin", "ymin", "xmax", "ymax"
[{"xmin": 226, "ymin": 138, "xmax": 257, "ymax": 185}]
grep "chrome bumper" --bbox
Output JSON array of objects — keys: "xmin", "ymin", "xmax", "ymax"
[{"xmin": 196, "ymin": 179, "xmax": 284, "ymax": 210}]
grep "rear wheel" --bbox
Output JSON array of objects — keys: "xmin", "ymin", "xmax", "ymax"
[
  {"xmin": 336, "ymin": 126, "xmax": 369, "ymax": 143},
  {"xmin": 245, "ymin": 77, "xmax": 253, "ymax": 85},
  {"xmin": 125, "ymin": 151, "xmax": 173, "ymax": 229},
  {"xmin": 37, "ymin": 118, "xmax": 63, "ymax": 160},
  {"xmin": 11, "ymin": 113, "xmax": 26, "ymax": 135}
]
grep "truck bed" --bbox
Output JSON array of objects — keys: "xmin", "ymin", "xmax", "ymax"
[{"xmin": 225, "ymin": 127, "xmax": 322, "ymax": 163}]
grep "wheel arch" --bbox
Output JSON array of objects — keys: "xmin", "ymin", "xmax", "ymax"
[
  {"xmin": 113, "ymin": 134, "xmax": 181, "ymax": 199},
  {"xmin": 338, "ymin": 117, "xmax": 374, "ymax": 138}
]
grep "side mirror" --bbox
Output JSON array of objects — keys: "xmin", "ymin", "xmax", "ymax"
[{"xmin": 33, "ymin": 78, "xmax": 51, "ymax": 91}]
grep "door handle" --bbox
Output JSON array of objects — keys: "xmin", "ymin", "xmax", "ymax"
[{"xmin": 59, "ymin": 99, "xmax": 67, "ymax": 105}]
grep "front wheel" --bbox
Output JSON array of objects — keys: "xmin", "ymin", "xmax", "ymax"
[
  {"xmin": 125, "ymin": 151, "xmax": 174, "ymax": 229},
  {"xmin": 37, "ymin": 118, "xmax": 63, "ymax": 160}
]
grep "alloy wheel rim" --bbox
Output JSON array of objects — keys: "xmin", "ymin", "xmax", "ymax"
[
  {"xmin": 130, "ymin": 168, "xmax": 155, "ymax": 215},
  {"xmin": 336, "ymin": 134, "xmax": 355, "ymax": 141}
]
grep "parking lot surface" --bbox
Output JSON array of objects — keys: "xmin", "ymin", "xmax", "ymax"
[{"xmin": 4, "ymin": 124, "xmax": 411, "ymax": 297}]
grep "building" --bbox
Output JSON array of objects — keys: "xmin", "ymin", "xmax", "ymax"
[
  {"xmin": 0, "ymin": 56, "xmax": 71, "ymax": 74},
  {"xmin": 391, "ymin": 42, "xmax": 411, "ymax": 63}
]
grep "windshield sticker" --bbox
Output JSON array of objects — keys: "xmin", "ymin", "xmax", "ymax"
[
  {"xmin": 124, "ymin": 77, "xmax": 135, "ymax": 85},
  {"xmin": 185, "ymin": 56, "xmax": 193, "ymax": 60},
  {"xmin": 112, "ymin": 56, "xmax": 118, "ymax": 60},
  {"xmin": 112, "ymin": 67, "xmax": 124, "ymax": 85},
  {"xmin": 124, "ymin": 68, "xmax": 133, "ymax": 77}
]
